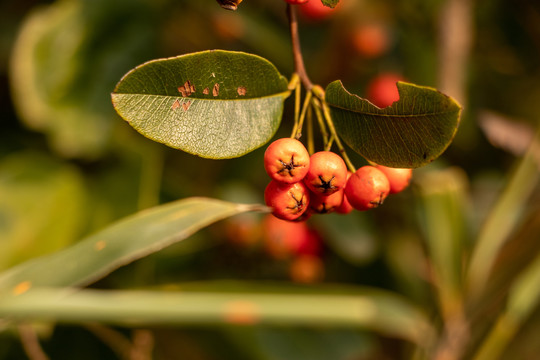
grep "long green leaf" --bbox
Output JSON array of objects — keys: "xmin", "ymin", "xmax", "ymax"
[
  {"xmin": 466, "ymin": 134, "xmax": 540, "ymax": 300},
  {"xmin": 112, "ymin": 50, "xmax": 289, "ymax": 159},
  {"xmin": 415, "ymin": 167, "xmax": 469, "ymax": 312},
  {"xmin": 0, "ymin": 285, "xmax": 434, "ymax": 347},
  {"xmin": 0, "ymin": 197, "xmax": 260, "ymax": 293},
  {"xmin": 325, "ymin": 80, "xmax": 461, "ymax": 168},
  {"xmin": 473, "ymin": 253, "xmax": 540, "ymax": 360}
]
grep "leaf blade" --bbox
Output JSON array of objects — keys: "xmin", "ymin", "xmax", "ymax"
[
  {"xmin": 325, "ymin": 80, "xmax": 461, "ymax": 168},
  {"xmin": 0, "ymin": 197, "xmax": 258, "ymax": 292},
  {"xmin": 112, "ymin": 50, "xmax": 289, "ymax": 159},
  {"xmin": 0, "ymin": 285, "xmax": 434, "ymax": 346}
]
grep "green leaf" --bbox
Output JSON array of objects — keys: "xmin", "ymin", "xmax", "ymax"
[
  {"xmin": 466, "ymin": 132, "xmax": 540, "ymax": 300},
  {"xmin": 0, "ymin": 284, "xmax": 434, "ymax": 346},
  {"xmin": 0, "ymin": 152, "xmax": 87, "ymax": 271},
  {"xmin": 10, "ymin": 0, "xmax": 159, "ymax": 158},
  {"xmin": 112, "ymin": 50, "xmax": 289, "ymax": 159},
  {"xmin": 472, "ymin": 253, "xmax": 540, "ymax": 360},
  {"xmin": 415, "ymin": 167, "xmax": 469, "ymax": 311},
  {"xmin": 0, "ymin": 198, "xmax": 260, "ymax": 293},
  {"xmin": 321, "ymin": 0, "xmax": 340, "ymax": 8},
  {"xmin": 325, "ymin": 80, "xmax": 461, "ymax": 168}
]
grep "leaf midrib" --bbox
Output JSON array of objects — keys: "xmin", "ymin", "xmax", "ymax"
[
  {"xmin": 326, "ymin": 102, "xmax": 460, "ymax": 119},
  {"xmin": 112, "ymin": 91, "xmax": 291, "ymax": 102}
]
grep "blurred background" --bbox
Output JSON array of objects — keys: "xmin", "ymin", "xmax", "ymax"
[{"xmin": 1, "ymin": 0, "xmax": 540, "ymax": 359}]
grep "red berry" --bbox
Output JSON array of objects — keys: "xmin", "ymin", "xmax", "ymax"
[
  {"xmin": 264, "ymin": 138, "xmax": 310, "ymax": 184},
  {"xmin": 298, "ymin": 0, "xmax": 339, "ymax": 21},
  {"xmin": 304, "ymin": 151, "xmax": 348, "ymax": 196},
  {"xmin": 366, "ymin": 73, "xmax": 404, "ymax": 108},
  {"xmin": 335, "ymin": 172, "xmax": 354, "ymax": 214},
  {"xmin": 309, "ymin": 189, "xmax": 344, "ymax": 214},
  {"xmin": 289, "ymin": 255, "xmax": 324, "ymax": 283},
  {"xmin": 264, "ymin": 180, "xmax": 310, "ymax": 221},
  {"xmin": 297, "ymin": 228, "xmax": 323, "ymax": 256},
  {"xmin": 262, "ymin": 214, "xmax": 309, "ymax": 259},
  {"xmin": 352, "ymin": 22, "xmax": 392, "ymax": 58},
  {"xmin": 345, "ymin": 166, "xmax": 390, "ymax": 211},
  {"xmin": 285, "ymin": 0, "xmax": 309, "ymax": 4},
  {"xmin": 375, "ymin": 165, "xmax": 413, "ymax": 194}
]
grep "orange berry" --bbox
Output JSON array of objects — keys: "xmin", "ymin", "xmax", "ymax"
[
  {"xmin": 345, "ymin": 166, "xmax": 390, "ymax": 211},
  {"xmin": 264, "ymin": 180, "xmax": 310, "ymax": 221},
  {"xmin": 375, "ymin": 165, "xmax": 413, "ymax": 194},
  {"xmin": 264, "ymin": 138, "xmax": 310, "ymax": 184},
  {"xmin": 304, "ymin": 151, "xmax": 348, "ymax": 196}
]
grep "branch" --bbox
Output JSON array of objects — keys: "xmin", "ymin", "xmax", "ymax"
[{"xmin": 287, "ymin": 4, "xmax": 313, "ymax": 90}]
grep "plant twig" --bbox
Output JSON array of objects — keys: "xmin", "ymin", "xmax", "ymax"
[
  {"xmin": 311, "ymin": 98, "xmax": 329, "ymax": 148},
  {"xmin": 292, "ymin": 91, "xmax": 313, "ymax": 139},
  {"xmin": 320, "ymin": 96, "xmax": 356, "ymax": 173},
  {"xmin": 290, "ymin": 78, "xmax": 302, "ymax": 138},
  {"xmin": 17, "ymin": 324, "xmax": 49, "ymax": 360},
  {"xmin": 287, "ymin": 4, "xmax": 313, "ymax": 90},
  {"xmin": 307, "ymin": 105, "xmax": 314, "ymax": 154},
  {"xmin": 85, "ymin": 323, "xmax": 132, "ymax": 360}
]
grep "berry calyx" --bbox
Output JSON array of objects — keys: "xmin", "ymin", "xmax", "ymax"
[
  {"xmin": 309, "ymin": 189, "xmax": 344, "ymax": 214},
  {"xmin": 345, "ymin": 166, "xmax": 390, "ymax": 211},
  {"xmin": 304, "ymin": 151, "xmax": 348, "ymax": 196},
  {"xmin": 264, "ymin": 180, "xmax": 310, "ymax": 221},
  {"xmin": 375, "ymin": 165, "xmax": 413, "ymax": 194},
  {"xmin": 264, "ymin": 138, "xmax": 310, "ymax": 184}
]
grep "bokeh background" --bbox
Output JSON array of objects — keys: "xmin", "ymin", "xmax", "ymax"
[{"xmin": 1, "ymin": 0, "xmax": 540, "ymax": 359}]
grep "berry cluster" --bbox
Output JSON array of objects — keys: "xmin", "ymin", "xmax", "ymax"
[{"xmin": 263, "ymin": 138, "xmax": 412, "ymax": 221}]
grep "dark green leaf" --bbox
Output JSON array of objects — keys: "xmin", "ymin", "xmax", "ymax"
[
  {"xmin": 0, "ymin": 198, "xmax": 260, "ymax": 292},
  {"xmin": 112, "ymin": 50, "xmax": 289, "ymax": 159},
  {"xmin": 321, "ymin": 0, "xmax": 340, "ymax": 8},
  {"xmin": 325, "ymin": 80, "xmax": 461, "ymax": 168}
]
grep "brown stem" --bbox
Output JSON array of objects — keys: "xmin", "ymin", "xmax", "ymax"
[
  {"xmin": 17, "ymin": 324, "xmax": 49, "ymax": 360},
  {"xmin": 287, "ymin": 4, "xmax": 313, "ymax": 90}
]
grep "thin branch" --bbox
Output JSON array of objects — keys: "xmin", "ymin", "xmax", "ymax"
[
  {"xmin": 17, "ymin": 324, "xmax": 49, "ymax": 360},
  {"xmin": 287, "ymin": 4, "xmax": 313, "ymax": 90},
  {"xmin": 85, "ymin": 323, "xmax": 132, "ymax": 360}
]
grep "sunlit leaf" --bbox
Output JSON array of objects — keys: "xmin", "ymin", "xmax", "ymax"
[
  {"xmin": 112, "ymin": 50, "xmax": 289, "ymax": 159},
  {"xmin": 0, "ymin": 198, "xmax": 261, "ymax": 292},
  {"xmin": 0, "ymin": 284, "xmax": 434, "ymax": 347},
  {"xmin": 325, "ymin": 80, "xmax": 461, "ymax": 168}
]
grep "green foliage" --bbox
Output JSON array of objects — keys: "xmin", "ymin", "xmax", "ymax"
[
  {"xmin": 10, "ymin": 0, "xmax": 158, "ymax": 158},
  {"xmin": 0, "ymin": 284, "xmax": 432, "ymax": 346},
  {"xmin": 3, "ymin": 0, "xmax": 540, "ymax": 358},
  {"xmin": 112, "ymin": 50, "xmax": 289, "ymax": 159},
  {"xmin": 325, "ymin": 80, "xmax": 461, "ymax": 168},
  {"xmin": 0, "ymin": 198, "xmax": 255, "ymax": 292},
  {"xmin": 0, "ymin": 152, "xmax": 87, "ymax": 271}
]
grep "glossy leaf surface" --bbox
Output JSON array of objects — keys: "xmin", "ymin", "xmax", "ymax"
[
  {"xmin": 325, "ymin": 80, "xmax": 461, "ymax": 168},
  {"xmin": 112, "ymin": 50, "xmax": 289, "ymax": 159}
]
